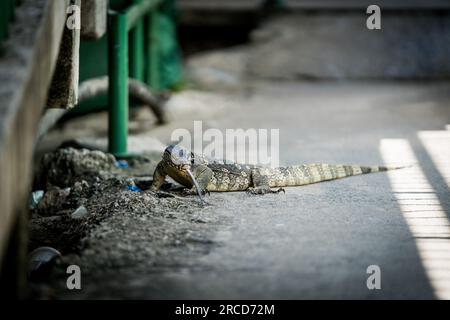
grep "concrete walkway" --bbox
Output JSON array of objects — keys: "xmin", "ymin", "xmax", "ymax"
[
  {"xmin": 41, "ymin": 80, "xmax": 450, "ymax": 299},
  {"xmin": 118, "ymin": 81, "xmax": 450, "ymax": 299}
]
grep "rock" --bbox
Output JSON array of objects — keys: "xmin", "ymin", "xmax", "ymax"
[
  {"xmin": 71, "ymin": 205, "xmax": 89, "ymax": 219},
  {"xmin": 36, "ymin": 186, "xmax": 71, "ymax": 216},
  {"xmin": 73, "ymin": 180, "xmax": 89, "ymax": 194},
  {"xmin": 38, "ymin": 147, "xmax": 117, "ymax": 187}
]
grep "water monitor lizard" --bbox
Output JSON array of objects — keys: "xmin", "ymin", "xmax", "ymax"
[{"xmin": 150, "ymin": 145, "xmax": 403, "ymax": 204}]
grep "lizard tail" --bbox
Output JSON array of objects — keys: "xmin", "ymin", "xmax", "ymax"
[
  {"xmin": 359, "ymin": 165, "xmax": 406, "ymax": 173},
  {"xmin": 268, "ymin": 164, "xmax": 406, "ymax": 187}
]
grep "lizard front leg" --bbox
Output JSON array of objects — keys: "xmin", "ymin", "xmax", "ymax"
[
  {"xmin": 150, "ymin": 161, "xmax": 167, "ymax": 192},
  {"xmin": 247, "ymin": 168, "xmax": 285, "ymax": 195}
]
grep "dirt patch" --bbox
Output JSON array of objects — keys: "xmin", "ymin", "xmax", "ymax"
[{"xmin": 28, "ymin": 147, "xmax": 222, "ymax": 299}]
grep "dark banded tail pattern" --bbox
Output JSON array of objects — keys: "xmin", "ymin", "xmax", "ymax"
[{"xmin": 263, "ymin": 163, "xmax": 401, "ymax": 188}]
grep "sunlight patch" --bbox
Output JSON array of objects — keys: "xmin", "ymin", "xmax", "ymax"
[{"xmin": 380, "ymin": 138, "xmax": 450, "ymax": 299}]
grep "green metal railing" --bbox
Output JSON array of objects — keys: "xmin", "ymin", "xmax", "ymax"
[
  {"xmin": 108, "ymin": 0, "xmax": 166, "ymax": 157},
  {"xmin": 0, "ymin": 0, "xmax": 17, "ymax": 45},
  {"xmin": 263, "ymin": 0, "xmax": 285, "ymax": 9}
]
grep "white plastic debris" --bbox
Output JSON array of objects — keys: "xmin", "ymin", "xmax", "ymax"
[
  {"xmin": 71, "ymin": 205, "xmax": 89, "ymax": 219},
  {"xmin": 29, "ymin": 190, "xmax": 44, "ymax": 209}
]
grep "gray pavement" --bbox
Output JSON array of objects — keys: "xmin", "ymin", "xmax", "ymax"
[
  {"xmin": 143, "ymin": 81, "xmax": 450, "ymax": 299},
  {"xmin": 43, "ymin": 80, "xmax": 450, "ymax": 299},
  {"xmin": 88, "ymin": 81, "xmax": 450, "ymax": 299}
]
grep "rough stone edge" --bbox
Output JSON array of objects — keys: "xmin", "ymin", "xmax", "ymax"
[
  {"xmin": 0, "ymin": 0, "xmax": 69, "ymax": 269},
  {"xmin": 80, "ymin": 0, "xmax": 108, "ymax": 40},
  {"xmin": 46, "ymin": 0, "xmax": 80, "ymax": 108}
]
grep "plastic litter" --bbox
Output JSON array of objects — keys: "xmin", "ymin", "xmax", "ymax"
[
  {"xmin": 71, "ymin": 205, "xmax": 89, "ymax": 219},
  {"xmin": 116, "ymin": 160, "xmax": 129, "ymax": 169},
  {"xmin": 27, "ymin": 246, "xmax": 62, "ymax": 281},
  {"xmin": 127, "ymin": 185, "xmax": 142, "ymax": 192},
  {"xmin": 29, "ymin": 190, "xmax": 44, "ymax": 209}
]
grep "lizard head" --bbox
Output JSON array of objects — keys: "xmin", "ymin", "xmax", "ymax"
[
  {"xmin": 163, "ymin": 144, "xmax": 193, "ymax": 170},
  {"xmin": 163, "ymin": 145, "xmax": 207, "ymax": 206}
]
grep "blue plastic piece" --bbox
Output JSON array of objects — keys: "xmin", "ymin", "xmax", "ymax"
[
  {"xmin": 127, "ymin": 185, "xmax": 142, "ymax": 192},
  {"xmin": 116, "ymin": 160, "xmax": 129, "ymax": 169}
]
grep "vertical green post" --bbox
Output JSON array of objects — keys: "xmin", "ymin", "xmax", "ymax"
[
  {"xmin": 263, "ymin": 0, "xmax": 284, "ymax": 9},
  {"xmin": 108, "ymin": 11, "xmax": 128, "ymax": 157},
  {"xmin": 1, "ymin": 0, "xmax": 17, "ymax": 44},
  {"xmin": 146, "ymin": 10, "xmax": 160, "ymax": 90},
  {"xmin": 5, "ymin": 0, "xmax": 11, "ymax": 24},
  {"xmin": 6, "ymin": 0, "xmax": 12, "ymax": 20},
  {"xmin": 130, "ymin": 0, "xmax": 144, "ymax": 81},
  {"xmin": 130, "ymin": 19, "xmax": 144, "ymax": 81},
  {"xmin": 0, "ymin": 1, "xmax": 8, "ymax": 43},
  {"xmin": 10, "ymin": 0, "xmax": 16, "ymax": 21}
]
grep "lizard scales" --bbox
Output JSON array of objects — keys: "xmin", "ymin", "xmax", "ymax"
[{"xmin": 150, "ymin": 145, "xmax": 401, "ymax": 195}]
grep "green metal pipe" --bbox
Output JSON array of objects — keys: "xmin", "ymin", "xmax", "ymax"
[
  {"xmin": 130, "ymin": 0, "xmax": 144, "ymax": 81},
  {"xmin": 146, "ymin": 10, "xmax": 160, "ymax": 90},
  {"xmin": 263, "ymin": 0, "xmax": 285, "ymax": 9},
  {"xmin": 126, "ymin": 0, "xmax": 162, "ymax": 31},
  {"xmin": 130, "ymin": 19, "xmax": 144, "ymax": 81},
  {"xmin": 5, "ymin": 0, "xmax": 11, "ymax": 22},
  {"xmin": 10, "ymin": 0, "xmax": 16, "ymax": 21},
  {"xmin": 0, "ymin": 0, "xmax": 16, "ymax": 44},
  {"xmin": 0, "ymin": 1, "xmax": 8, "ymax": 42},
  {"xmin": 108, "ymin": 11, "xmax": 129, "ymax": 157}
]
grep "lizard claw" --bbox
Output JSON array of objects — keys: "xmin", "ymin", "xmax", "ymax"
[
  {"xmin": 154, "ymin": 191, "xmax": 176, "ymax": 198},
  {"xmin": 247, "ymin": 187, "xmax": 285, "ymax": 195},
  {"xmin": 179, "ymin": 188, "xmax": 191, "ymax": 197},
  {"xmin": 181, "ymin": 188, "xmax": 210, "ymax": 196},
  {"xmin": 276, "ymin": 188, "xmax": 285, "ymax": 194}
]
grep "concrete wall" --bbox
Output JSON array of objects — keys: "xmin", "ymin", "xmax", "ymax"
[{"xmin": 0, "ymin": 0, "xmax": 69, "ymax": 274}]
